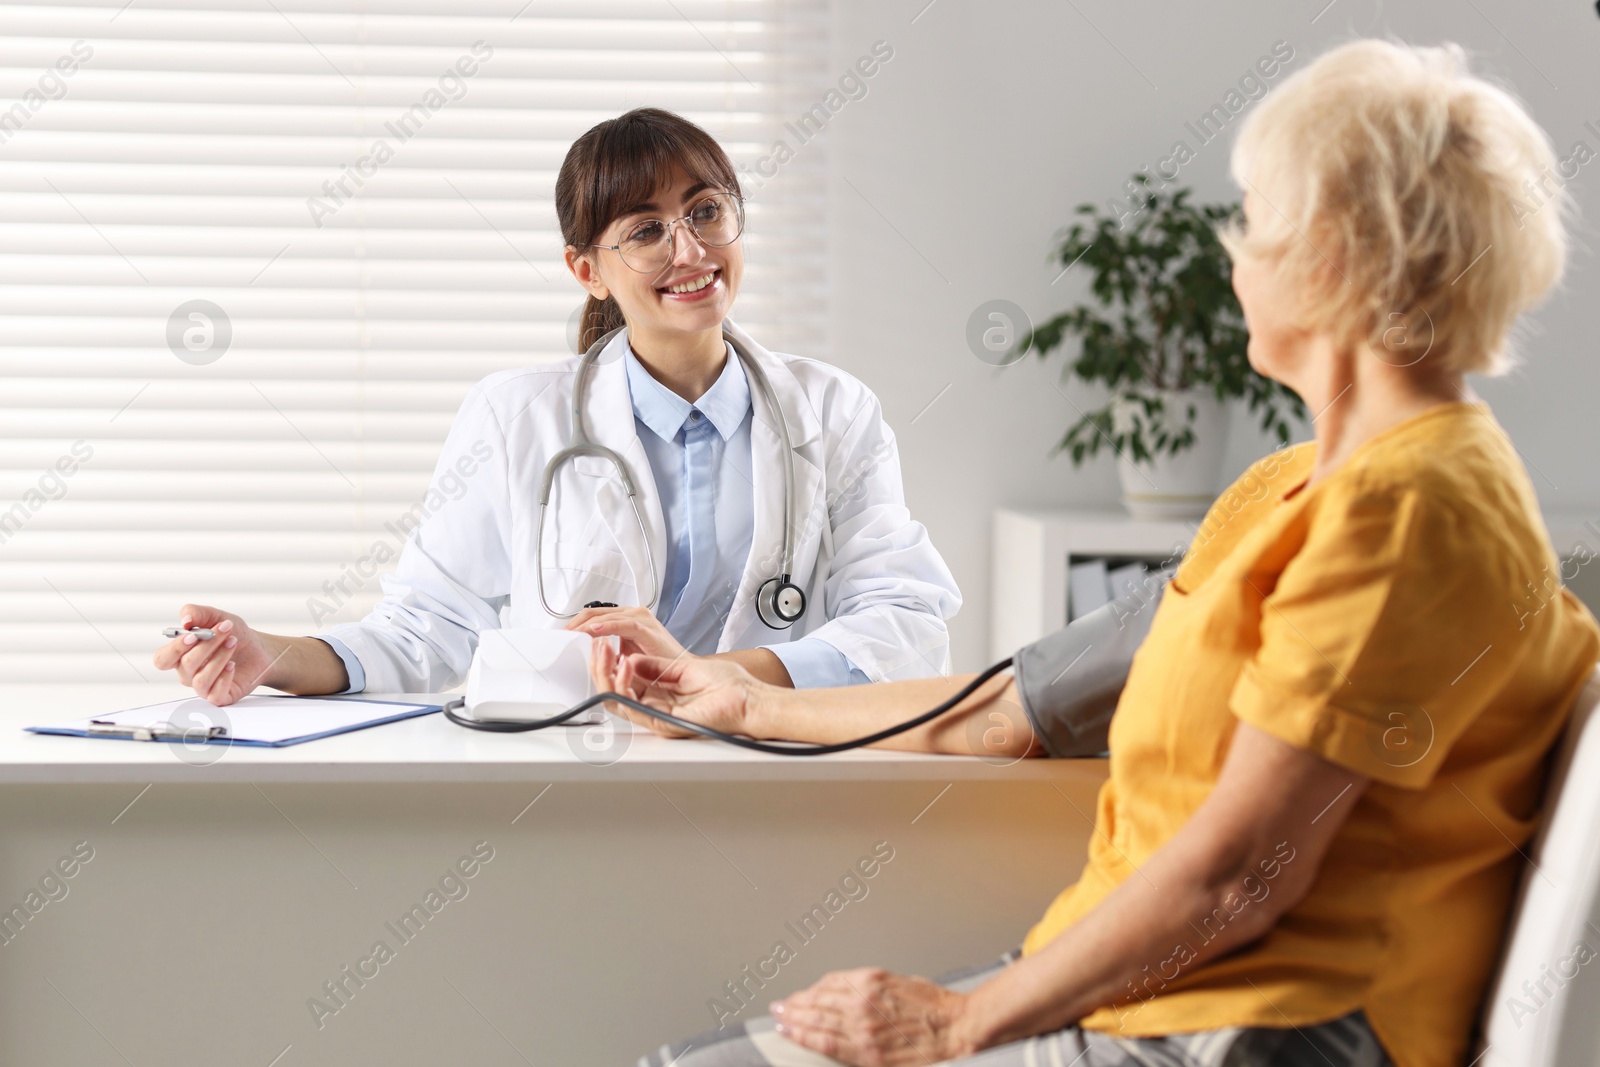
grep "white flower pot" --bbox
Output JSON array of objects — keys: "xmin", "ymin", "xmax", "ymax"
[{"xmin": 1112, "ymin": 390, "xmax": 1228, "ymax": 520}]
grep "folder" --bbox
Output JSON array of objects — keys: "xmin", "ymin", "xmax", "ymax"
[
  {"xmin": 26, "ymin": 694, "xmax": 443, "ymax": 748},
  {"xmin": 1068, "ymin": 558, "xmax": 1110, "ymax": 621}
]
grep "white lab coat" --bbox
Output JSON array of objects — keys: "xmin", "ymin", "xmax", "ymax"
[{"xmin": 320, "ymin": 320, "xmax": 961, "ymax": 693}]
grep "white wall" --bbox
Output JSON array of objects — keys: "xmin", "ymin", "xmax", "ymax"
[{"xmin": 820, "ymin": 0, "xmax": 1600, "ymax": 671}]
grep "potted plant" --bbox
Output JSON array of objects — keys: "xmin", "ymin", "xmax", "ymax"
[{"xmin": 1022, "ymin": 175, "xmax": 1305, "ymax": 519}]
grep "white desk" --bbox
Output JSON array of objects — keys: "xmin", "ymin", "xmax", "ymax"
[
  {"xmin": 0, "ymin": 685, "xmax": 1106, "ymax": 785},
  {"xmin": 0, "ymin": 683, "xmax": 1106, "ymax": 1066}
]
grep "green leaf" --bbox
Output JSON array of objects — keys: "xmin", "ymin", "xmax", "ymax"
[{"xmin": 1038, "ymin": 175, "xmax": 1302, "ymax": 462}]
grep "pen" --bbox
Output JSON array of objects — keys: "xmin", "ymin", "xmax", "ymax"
[{"xmin": 163, "ymin": 627, "xmax": 216, "ymax": 640}]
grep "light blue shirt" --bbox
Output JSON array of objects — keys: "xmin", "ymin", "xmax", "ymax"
[
  {"xmin": 319, "ymin": 345, "xmax": 867, "ymax": 693},
  {"xmin": 623, "ymin": 345, "xmax": 867, "ymax": 688}
]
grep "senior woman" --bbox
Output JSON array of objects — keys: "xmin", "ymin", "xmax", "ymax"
[{"xmin": 605, "ymin": 40, "xmax": 1600, "ymax": 1067}]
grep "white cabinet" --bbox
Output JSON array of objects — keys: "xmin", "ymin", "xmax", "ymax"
[{"xmin": 989, "ymin": 509, "xmax": 1194, "ymax": 662}]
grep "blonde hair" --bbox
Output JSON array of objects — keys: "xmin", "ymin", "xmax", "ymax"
[{"xmin": 1220, "ymin": 39, "xmax": 1569, "ymax": 375}]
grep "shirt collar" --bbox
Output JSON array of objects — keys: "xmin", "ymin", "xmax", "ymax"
[{"xmin": 624, "ymin": 342, "xmax": 751, "ymax": 443}]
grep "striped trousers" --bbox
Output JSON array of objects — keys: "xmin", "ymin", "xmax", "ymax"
[{"xmin": 637, "ymin": 950, "xmax": 1392, "ymax": 1067}]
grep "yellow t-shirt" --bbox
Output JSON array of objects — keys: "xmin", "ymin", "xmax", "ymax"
[{"xmin": 1020, "ymin": 401, "xmax": 1600, "ymax": 1067}]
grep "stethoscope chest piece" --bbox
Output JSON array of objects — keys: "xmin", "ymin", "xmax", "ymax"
[{"xmin": 756, "ymin": 575, "xmax": 807, "ymax": 630}]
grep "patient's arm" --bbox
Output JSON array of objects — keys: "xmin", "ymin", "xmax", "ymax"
[
  {"xmin": 949, "ymin": 723, "xmax": 1369, "ymax": 1046},
  {"xmin": 589, "ymin": 640, "xmax": 1044, "ymax": 758},
  {"xmin": 769, "ymin": 724, "xmax": 1370, "ymax": 1062},
  {"xmin": 591, "ymin": 576, "xmax": 1170, "ymax": 758},
  {"xmin": 588, "ymin": 573, "xmax": 1179, "ymax": 758},
  {"xmin": 754, "ymin": 670, "xmax": 1044, "ymax": 756}
]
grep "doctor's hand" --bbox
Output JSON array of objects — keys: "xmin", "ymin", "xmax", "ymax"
[
  {"xmin": 568, "ymin": 605, "xmax": 689, "ymax": 662},
  {"xmin": 151, "ymin": 604, "xmax": 279, "ymax": 707},
  {"xmin": 588, "ymin": 640, "xmax": 762, "ymax": 740}
]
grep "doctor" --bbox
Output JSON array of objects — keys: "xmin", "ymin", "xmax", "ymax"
[{"xmin": 154, "ymin": 107, "xmax": 960, "ymax": 705}]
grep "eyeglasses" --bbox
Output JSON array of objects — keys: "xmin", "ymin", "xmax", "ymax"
[{"xmin": 591, "ymin": 192, "xmax": 745, "ymax": 274}]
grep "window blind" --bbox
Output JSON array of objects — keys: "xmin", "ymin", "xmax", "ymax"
[{"xmin": 0, "ymin": 0, "xmax": 830, "ymax": 685}]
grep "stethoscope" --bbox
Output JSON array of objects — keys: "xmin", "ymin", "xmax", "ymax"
[{"xmin": 533, "ymin": 323, "xmax": 809, "ymax": 631}]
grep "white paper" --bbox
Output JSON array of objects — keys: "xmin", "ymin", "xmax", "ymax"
[
  {"xmin": 59, "ymin": 695, "xmax": 434, "ymax": 744},
  {"xmin": 1108, "ymin": 561, "xmax": 1150, "ymax": 602},
  {"xmin": 1068, "ymin": 558, "xmax": 1110, "ymax": 620}
]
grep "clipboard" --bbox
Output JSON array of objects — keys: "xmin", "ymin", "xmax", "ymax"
[{"xmin": 26, "ymin": 694, "xmax": 444, "ymax": 748}]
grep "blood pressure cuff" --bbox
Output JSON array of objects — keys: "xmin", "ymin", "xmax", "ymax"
[{"xmin": 1011, "ymin": 569, "xmax": 1171, "ymax": 758}]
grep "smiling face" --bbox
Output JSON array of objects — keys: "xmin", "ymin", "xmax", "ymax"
[{"xmin": 566, "ymin": 168, "xmax": 744, "ymax": 344}]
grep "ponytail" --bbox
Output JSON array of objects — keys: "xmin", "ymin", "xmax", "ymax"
[{"xmin": 579, "ymin": 293, "xmax": 626, "ymax": 353}]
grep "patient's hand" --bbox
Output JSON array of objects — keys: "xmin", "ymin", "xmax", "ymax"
[
  {"xmin": 588, "ymin": 640, "xmax": 761, "ymax": 739},
  {"xmin": 770, "ymin": 967, "xmax": 978, "ymax": 1065}
]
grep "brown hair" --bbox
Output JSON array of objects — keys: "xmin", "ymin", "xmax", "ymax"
[{"xmin": 556, "ymin": 108, "xmax": 743, "ymax": 352}]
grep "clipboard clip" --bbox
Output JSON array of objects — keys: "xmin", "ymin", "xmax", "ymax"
[{"xmin": 86, "ymin": 720, "xmax": 229, "ymax": 743}]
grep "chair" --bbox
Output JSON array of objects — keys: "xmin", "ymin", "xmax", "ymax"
[{"xmin": 1480, "ymin": 666, "xmax": 1600, "ymax": 1066}]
